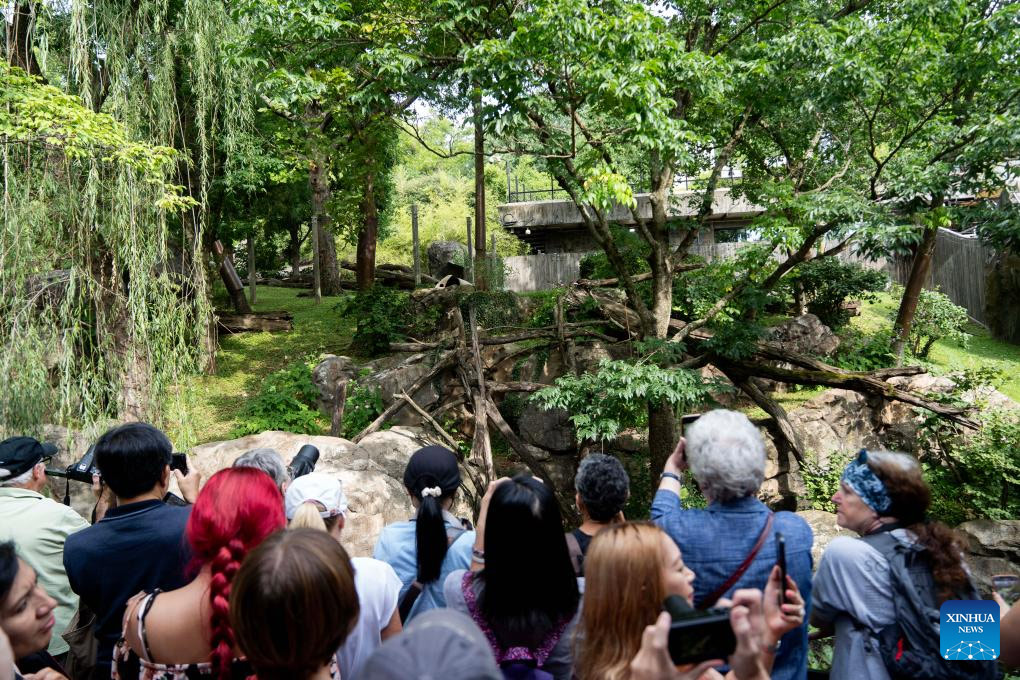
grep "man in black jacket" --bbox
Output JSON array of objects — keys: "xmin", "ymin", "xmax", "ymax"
[{"xmin": 63, "ymin": 423, "xmax": 200, "ymax": 677}]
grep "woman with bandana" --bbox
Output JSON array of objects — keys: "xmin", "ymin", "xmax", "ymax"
[{"xmin": 810, "ymin": 450, "xmax": 976, "ymax": 680}]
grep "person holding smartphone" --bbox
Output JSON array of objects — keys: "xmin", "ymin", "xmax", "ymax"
[{"xmin": 651, "ymin": 410, "xmax": 814, "ymax": 680}]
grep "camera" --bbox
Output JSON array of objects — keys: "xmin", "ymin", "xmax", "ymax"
[
  {"xmin": 289, "ymin": 444, "xmax": 319, "ymax": 479},
  {"xmin": 45, "ymin": 445, "xmax": 99, "ymax": 484},
  {"xmin": 664, "ymin": 595, "xmax": 736, "ymax": 665}
]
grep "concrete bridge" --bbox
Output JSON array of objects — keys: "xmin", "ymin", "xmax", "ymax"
[{"xmin": 497, "ymin": 188, "xmax": 763, "ymax": 253}]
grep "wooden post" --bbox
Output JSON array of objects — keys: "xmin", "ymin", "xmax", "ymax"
[
  {"xmin": 411, "ymin": 204, "xmax": 421, "ymax": 287},
  {"xmin": 330, "ymin": 380, "xmax": 348, "ymax": 437},
  {"xmin": 473, "ymin": 94, "xmax": 487, "ymax": 291},
  {"xmin": 248, "ymin": 234, "xmax": 257, "ymax": 306},
  {"xmin": 466, "ymin": 216, "xmax": 474, "ymax": 282},
  {"xmin": 311, "ymin": 214, "xmax": 322, "ymax": 304}
]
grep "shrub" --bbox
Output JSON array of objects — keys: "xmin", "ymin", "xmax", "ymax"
[
  {"xmin": 578, "ymin": 227, "xmax": 648, "ymax": 280},
  {"xmin": 790, "ymin": 258, "xmax": 887, "ymax": 328},
  {"xmin": 231, "ymin": 361, "xmax": 326, "ymax": 437},
  {"xmin": 830, "ymin": 327, "xmax": 896, "ymax": 372},
  {"xmin": 907, "ymin": 287, "xmax": 970, "ymax": 358},
  {"xmin": 800, "ymin": 451, "xmax": 854, "ymax": 512},
  {"xmin": 341, "ymin": 381, "xmax": 384, "ymax": 439},
  {"xmin": 338, "ymin": 287, "xmax": 411, "ymax": 356},
  {"xmin": 924, "ymin": 409, "xmax": 1020, "ymax": 525}
]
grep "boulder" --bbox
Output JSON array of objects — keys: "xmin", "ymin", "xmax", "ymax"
[
  {"xmin": 427, "ymin": 241, "xmax": 468, "ymax": 279},
  {"xmin": 956, "ymin": 519, "xmax": 1020, "ymax": 594},
  {"xmin": 311, "ymin": 355, "xmax": 360, "ymax": 415},
  {"xmin": 518, "ymin": 404, "xmax": 576, "ymax": 453},
  {"xmin": 796, "ymin": 510, "xmax": 856, "ymax": 566},
  {"xmin": 38, "ymin": 424, "xmax": 99, "ymax": 520},
  {"xmin": 787, "ymin": 390, "xmax": 881, "ymax": 464},
  {"xmin": 766, "ymin": 314, "xmax": 840, "ymax": 357},
  {"xmin": 187, "ymin": 427, "xmax": 474, "ymax": 556}
]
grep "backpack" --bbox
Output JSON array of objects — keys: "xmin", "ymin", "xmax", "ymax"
[{"xmin": 860, "ymin": 531, "xmax": 1001, "ymax": 680}]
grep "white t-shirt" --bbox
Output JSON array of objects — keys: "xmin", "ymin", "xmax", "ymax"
[{"xmin": 336, "ymin": 556, "xmax": 402, "ymax": 679}]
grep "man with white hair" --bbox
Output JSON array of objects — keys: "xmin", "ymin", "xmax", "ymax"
[
  {"xmin": 233, "ymin": 447, "xmax": 291, "ymax": 494},
  {"xmin": 651, "ymin": 409, "xmax": 814, "ymax": 680},
  {"xmin": 0, "ymin": 437, "xmax": 90, "ymax": 660}
]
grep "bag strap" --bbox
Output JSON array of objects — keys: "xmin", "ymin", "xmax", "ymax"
[
  {"xmin": 700, "ymin": 513, "xmax": 774, "ymax": 609},
  {"xmin": 565, "ymin": 532, "xmax": 584, "ymax": 576}
]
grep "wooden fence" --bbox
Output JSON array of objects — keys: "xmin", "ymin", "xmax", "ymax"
[{"xmin": 886, "ymin": 228, "xmax": 994, "ymax": 326}]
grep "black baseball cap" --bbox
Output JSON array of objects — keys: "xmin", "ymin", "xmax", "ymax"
[{"xmin": 0, "ymin": 437, "xmax": 58, "ymax": 480}]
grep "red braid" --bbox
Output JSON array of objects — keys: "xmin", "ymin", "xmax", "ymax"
[
  {"xmin": 209, "ymin": 538, "xmax": 245, "ymax": 678},
  {"xmin": 185, "ymin": 467, "xmax": 285, "ymax": 680}
]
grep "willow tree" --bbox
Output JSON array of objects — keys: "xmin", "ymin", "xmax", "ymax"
[
  {"xmin": 2, "ymin": 0, "xmax": 251, "ymax": 443},
  {"xmin": 1, "ymin": 64, "xmax": 204, "ymax": 436},
  {"xmin": 462, "ymin": 0, "xmax": 1020, "ymax": 471}
]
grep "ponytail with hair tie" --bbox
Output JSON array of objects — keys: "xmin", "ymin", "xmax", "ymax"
[{"xmin": 403, "ymin": 446, "xmax": 462, "ymax": 585}]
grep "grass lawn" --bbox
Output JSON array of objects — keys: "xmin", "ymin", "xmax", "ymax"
[
  {"xmin": 856, "ymin": 291, "xmax": 1020, "ymax": 402},
  {"xmin": 167, "ymin": 287, "xmax": 356, "ymax": 447}
]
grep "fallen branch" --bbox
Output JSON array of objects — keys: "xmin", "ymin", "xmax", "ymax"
[
  {"xmin": 353, "ymin": 353, "xmax": 456, "ymax": 442},
  {"xmin": 397, "ymin": 391, "xmax": 461, "ymax": 451},
  {"xmin": 216, "ymin": 311, "xmax": 293, "ymax": 333},
  {"xmin": 726, "ymin": 373, "xmax": 807, "ymax": 465},
  {"xmin": 486, "ymin": 380, "xmax": 546, "ymax": 394},
  {"xmin": 574, "ymin": 261, "xmax": 703, "ymax": 288},
  {"xmin": 388, "ymin": 325, "xmax": 616, "ymax": 353}
]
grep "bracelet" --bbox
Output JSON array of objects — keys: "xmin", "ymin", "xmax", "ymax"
[
  {"xmin": 471, "ymin": 548, "xmax": 485, "ymax": 564},
  {"xmin": 764, "ymin": 639, "xmax": 781, "ymax": 654},
  {"xmin": 660, "ymin": 471, "xmax": 682, "ymax": 482}
]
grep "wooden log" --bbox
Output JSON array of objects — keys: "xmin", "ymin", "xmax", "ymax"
[
  {"xmin": 398, "ymin": 391, "xmax": 461, "ymax": 450},
  {"xmin": 485, "ymin": 380, "xmax": 546, "ymax": 394},
  {"xmin": 216, "ymin": 311, "xmax": 293, "ymax": 334},
  {"xmin": 726, "ymin": 372, "xmax": 807, "ymax": 465},
  {"xmin": 468, "ymin": 304, "xmax": 494, "ymax": 483},
  {"xmin": 574, "ymin": 261, "xmax": 703, "ymax": 288}
]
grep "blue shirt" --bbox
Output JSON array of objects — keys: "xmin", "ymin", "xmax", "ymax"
[
  {"xmin": 652, "ymin": 490, "xmax": 813, "ymax": 680},
  {"xmin": 63, "ymin": 500, "xmax": 191, "ymax": 676},
  {"xmin": 373, "ymin": 512, "xmax": 475, "ymax": 621}
]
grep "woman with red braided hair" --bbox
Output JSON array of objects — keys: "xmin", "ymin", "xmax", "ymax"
[{"xmin": 112, "ymin": 467, "xmax": 286, "ymax": 680}]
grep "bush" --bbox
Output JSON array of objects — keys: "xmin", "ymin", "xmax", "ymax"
[
  {"xmin": 231, "ymin": 361, "xmax": 326, "ymax": 437},
  {"xmin": 578, "ymin": 227, "xmax": 648, "ymax": 280},
  {"xmin": 338, "ymin": 287, "xmax": 411, "ymax": 356},
  {"xmin": 924, "ymin": 409, "xmax": 1020, "ymax": 525},
  {"xmin": 907, "ymin": 287, "xmax": 970, "ymax": 358},
  {"xmin": 800, "ymin": 451, "xmax": 854, "ymax": 512},
  {"xmin": 790, "ymin": 258, "xmax": 887, "ymax": 328},
  {"xmin": 341, "ymin": 380, "xmax": 384, "ymax": 439},
  {"xmin": 830, "ymin": 327, "xmax": 896, "ymax": 372}
]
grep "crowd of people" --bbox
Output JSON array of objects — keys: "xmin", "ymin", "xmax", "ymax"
[{"xmin": 0, "ymin": 409, "xmax": 1017, "ymax": 680}]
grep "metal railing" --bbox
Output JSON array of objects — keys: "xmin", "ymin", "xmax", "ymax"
[{"xmin": 503, "ymin": 170, "xmax": 742, "ymax": 204}]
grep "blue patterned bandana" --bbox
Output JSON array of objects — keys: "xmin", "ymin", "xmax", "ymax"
[{"xmin": 840, "ymin": 449, "xmax": 892, "ymax": 514}]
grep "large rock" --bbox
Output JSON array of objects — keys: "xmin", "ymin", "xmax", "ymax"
[
  {"xmin": 766, "ymin": 314, "xmax": 840, "ymax": 357},
  {"xmin": 956, "ymin": 520, "xmax": 1020, "ymax": 595},
  {"xmin": 312, "ymin": 355, "xmax": 359, "ymax": 415},
  {"xmin": 427, "ymin": 241, "xmax": 468, "ymax": 279},
  {"xmin": 187, "ymin": 427, "xmax": 474, "ymax": 556},
  {"xmin": 787, "ymin": 390, "xmax": 882, "ymax": 464},
  {"xmin": 312, "ymin": 354, "xmax": 442, "ymax": 427},
  {"xmin": 796, "ymin": 510, "xmax": 856, "ymax": 566},
  {"xmin": 518, "ymin": 404, "xmax": 576, "ymax": 453}
]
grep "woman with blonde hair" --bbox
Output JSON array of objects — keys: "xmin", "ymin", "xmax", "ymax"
[
  {"xmin": 284, "ymin": 473, "xmax": 402, "ymax": 679},
  {"xmin": 576, "ymin": 522, "xmax": 804, "ymax": 680}
]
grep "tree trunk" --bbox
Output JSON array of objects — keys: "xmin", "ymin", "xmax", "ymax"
[
  {"xmin": 288, "ymin": 223, "xmax": 302, "ymax": 278},
  {"xmin": 356, "ymin": 168, "xmax": 378, "ymax": 290},
  {"xmin": 648, "ymin": 402, "xmax": 677, "ymax": 478},
  {"xmin": 309, "ymin": 157, "xmax": 343, "ymax": 297},
  {"xmin": 892, "ymin": 203, "xmax": 942, "ymax": 363},
  {"xmin": 6, "ymin": 2, "xmax": 43, "ymax": 78},
  {"xmin": 473, "ymin": 93, "xmax": 487, "ymax": 291}
]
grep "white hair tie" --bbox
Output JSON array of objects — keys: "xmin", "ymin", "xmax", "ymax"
[{"xmin": 421, "ymin": 486, "xmax": 442, "ymax": 498}]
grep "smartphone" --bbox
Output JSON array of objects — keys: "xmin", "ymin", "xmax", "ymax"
[
  {"xmin": 170, "ymin": 452, "xmax": 189, "ymax": 475},
  {"xmin": 993, "ymin": 574, "xmax": 1020, "ymax": 606},
  {"xmin": 681, "ymin": 414, "xmax": 701, "ymax": 436},
  {"xmin": 664, "ymin": 595, "xmax": 736, "ymax": 665},
  {"xmin": 776, "ymin": 532, "xmax": 787, "ymax": 605}
]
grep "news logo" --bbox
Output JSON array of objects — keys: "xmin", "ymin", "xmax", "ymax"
[{"xmin": 940, "ymin": 600, "xmax": 999, "ymax": 661}]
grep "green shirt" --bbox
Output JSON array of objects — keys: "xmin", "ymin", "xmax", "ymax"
[{"xmin": 0, "ymin": 486, "xmax": 89, "ymax": 655}]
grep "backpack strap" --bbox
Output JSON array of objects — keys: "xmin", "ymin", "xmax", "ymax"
[
  {"xmin": 564, "ymin": 532, "xmax": 584, "ymax": 577},
  {"xmin": 397, "ymin": 523, "xmax": 469, "ymax": 623},
  {"xmin": 700, "ymin": 512, "xmax": 774, "ymax": 609}
]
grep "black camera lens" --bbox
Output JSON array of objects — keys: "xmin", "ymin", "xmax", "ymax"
[{"xmin": 289, "ymin": 444, "xmax": 319, "ymax": 479}]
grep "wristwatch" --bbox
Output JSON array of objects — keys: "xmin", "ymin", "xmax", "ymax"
[{"xmin": 660, "ymin": 471, "xmax": 682, "ymax": 482}]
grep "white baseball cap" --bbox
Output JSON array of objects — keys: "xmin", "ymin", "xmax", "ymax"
[{"xmin": 284, "ymin": 472, "xmax": 348, "ymax": 520}]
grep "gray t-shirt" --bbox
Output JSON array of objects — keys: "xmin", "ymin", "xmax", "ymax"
[
  {"xmin": 443, "ymin": 570, "xmax": 582, "ymax": 680},
  {"xmin": 812, "ymin": 532, "xmax": 917, "ymax": 680}
]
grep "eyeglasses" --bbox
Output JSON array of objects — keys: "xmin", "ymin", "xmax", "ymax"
[{"xmin": 40, "ymin": 455, "xmax": 53, "ymax": 467}]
